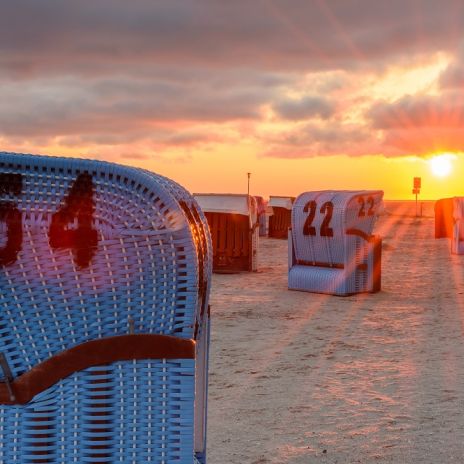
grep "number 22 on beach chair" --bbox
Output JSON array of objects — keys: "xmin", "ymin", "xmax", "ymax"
[{"xmin": 288, "ymin": 190, "xmax": 383, "ymax": 296}]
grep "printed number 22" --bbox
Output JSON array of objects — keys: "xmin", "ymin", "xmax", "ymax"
[
  {"xmin": 49, "ymin": 173, "xmax": 98, "ymax": 268},
  {"xmin": 358, "ymin": 196, "xmax": 375, "ymax": 217},
  {"xmin": 303, "ymin": 201, "xmax": 334, "ymax": 237}
]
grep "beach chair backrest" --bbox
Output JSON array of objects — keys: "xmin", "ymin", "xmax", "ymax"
[
  {"xmin": 195, "ymin": 193, "xmax": 256, "ymax": 225},
  {"xmin": 194, "ymin": 193, "xmax": 257, "ymax": 272},
  {"xmin": 0, "ymin": 152, "xmax": 211, "ymax": 379},
  {"xmin": 291, "ymin": 191, "xmax": 383, "ymax": 266},
  {"xmin": 268, "ymin": 196, "xmax": 294, "ymax": 238}
]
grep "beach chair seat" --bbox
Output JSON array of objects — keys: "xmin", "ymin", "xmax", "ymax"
[
  {"xmin": 194, "ymin": 194, "xmax": 258, "ymax": 272},
  {"xmin": 0, "ymin": 336, "xmax": 196, "ymax": 463},
  {"xmin": 268, "ymin": 196, "xmax": 294, "ymax": 239},
  {"xmin": 288, "ymin": 190, "xmax": 383, "ymax": 296},
  {"xmin": 0, "ymin": 152, "xmax": 212, "ymax": 463}
]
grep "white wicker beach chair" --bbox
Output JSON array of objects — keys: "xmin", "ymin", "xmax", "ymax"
[
  {"xmin": 288, "ymin": 190, "xmax": 383, "ymax": 296},
  {"xmin": 451, "ymin": 197, "xmax": 464, "ymax": 255},
  {"xmin": 194, "ymin": 193, "xmax": 259, "ymax": 272},
  {"xmin": 0, "ymin": 152, "xmax": 212, "ymax": 463}
]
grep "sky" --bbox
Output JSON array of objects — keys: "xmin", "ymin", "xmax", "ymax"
[{"xmin": 1, "ymin": 0, "xmax": 464, "ymax": 199}]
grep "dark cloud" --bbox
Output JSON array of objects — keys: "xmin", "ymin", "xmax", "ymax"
[
  {"xmin": 0, "ymin": 72, "xmax": 278, "ymax": 140},
  {"xmin": 273, "ymin": 96, "xmax": 335, "ymax": 120},
  {"xmin": 1, "ymin": 0, "xmax": 463, "ymax": 77},
  {"xmin": 260, "ymin": 122, "xmax": 381, "ymax": 158},
  {"xmin": 439, "ymin": 63, "xmax": 464, "ymax": 90}
]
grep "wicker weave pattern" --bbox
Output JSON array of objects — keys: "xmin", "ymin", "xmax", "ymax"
[
  {"xmin": 291, "ymin": 191, "xmax": 382, "ymax": 266},
  {"xmin": 0, "ymin": 152, "xmax": 209, "ymax": 371},
  {"xmin": 0, "ymin": 152, "xmax": 212, "ymax": 463},
  {"xmin": 288, "ymin": 234, "xmax": 378, "ymax": 295},
  {"xmin": 0, "ymin": 359, "xmax": 194, "ymax": 463},
  {"xmin": 288, "ymin": 265, "xmax": 346, "ymax": 295},
  {"xmin": 140, "ymin": 169, "xmax": 213, "ymax": 332},
  {"xmin": 289, "ymin": 190, "xmax": 383, "ymax": 296}
]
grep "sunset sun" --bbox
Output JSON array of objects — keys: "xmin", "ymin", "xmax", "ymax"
[{"xmin": 429, "ymin": 154, "xmax": 454, "ymax": 178}]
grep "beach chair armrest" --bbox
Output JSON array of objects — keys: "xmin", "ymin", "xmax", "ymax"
[
  {"xmin": 0, "ymin": 334, "xmax": 195, "ymax": 405},
  {"xmin": 345, "ymin": 228, "xmax": 376, "ymax": 242}
]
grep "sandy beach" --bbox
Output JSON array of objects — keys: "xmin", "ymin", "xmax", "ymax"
[{"xmin": 207, "ymin": 201, "xmax": 464, "ymax": 463}]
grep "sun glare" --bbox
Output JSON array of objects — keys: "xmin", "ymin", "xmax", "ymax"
[{"xmin": 429, "ymin": 154, "xmax": 454, "ymax": 177}]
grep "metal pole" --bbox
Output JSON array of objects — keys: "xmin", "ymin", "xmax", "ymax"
[
  {"xmin": 247, "ymin": 172, "xmax": 251, "ymax": 196},
  {"xmin": 415, "ymin": 192, "xmax": 418, "ymax": 217}
]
